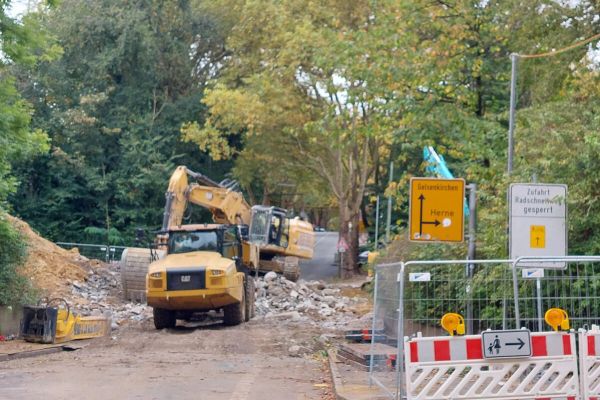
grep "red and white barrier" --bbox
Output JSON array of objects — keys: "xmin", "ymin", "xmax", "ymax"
[
  {"xmin": 405, "ymin": 331, "xmax": 579, "ymax": 400},
  {"xmin": 580, "ymin": 327, "xmax": 600, "ymax": 400}
]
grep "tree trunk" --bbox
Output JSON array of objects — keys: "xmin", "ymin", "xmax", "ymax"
[
  {"xmin": 351, "ymin": 212, "xmax": 361, "ymax": 274},
  {"xmin": 339, "ymin": 199, "xmax": 360, "ymax": 278}
]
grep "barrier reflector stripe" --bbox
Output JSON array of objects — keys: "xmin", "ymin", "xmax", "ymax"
[
  {"xmin": 589, "ymin": 335, "xmax": 597, "ymax": 356},
  {"xmin": 466, "ymin": 338, "xmax": 483, "ymax": 359},
  {"xmin": 532, "ymin": 335, "xmax": 548, "ymax": 357},
  {"xmin": 433, "ymin": 340, "xmax": 450, "ymax": 361},
  {"xmin": 562, "ymin": 334, "xmax": 572, "ymax": 355},
  {"xmin": 410, "ymin": 341, "xmax": 418, "ymax": 363}
]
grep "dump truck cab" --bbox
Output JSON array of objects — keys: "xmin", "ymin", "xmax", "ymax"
[{"xmin": 146, "ymin": 224, "xmax": 256, "ymax": 329}]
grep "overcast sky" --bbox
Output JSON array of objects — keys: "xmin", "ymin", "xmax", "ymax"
[{"xmin": 7, "ymin": 0, "xmax": 30, "ymax": 18}]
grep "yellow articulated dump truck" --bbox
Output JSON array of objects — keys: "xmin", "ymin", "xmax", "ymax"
[
  {"xmin": 147, "ymin": 224, "xmax": 257, "ymax": 328},
  {"xmin": 121, "ymin": 166, "xmax": 314, "ymax": 329},
  {"xmin": 121, "ymin": 166, "xmax": 314, "ymax": 301}
]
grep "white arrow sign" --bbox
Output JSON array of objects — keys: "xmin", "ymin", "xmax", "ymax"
[{"xmin": 482, "ymin": 329, "xmax": 532, "ymax": 359}]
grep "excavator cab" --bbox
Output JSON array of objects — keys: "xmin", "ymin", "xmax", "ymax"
[{"xmin": 249, "ymin": 206, "xmax": 288, "ymax": 248}]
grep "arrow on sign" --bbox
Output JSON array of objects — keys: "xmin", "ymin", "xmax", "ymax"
[
  {"xmin": 418, "ymin": 194, "xmax": 441, "ymax": 235},
  {"xmin": 505, "ymin": 338, "xmax": 525, "ymax": 350}
]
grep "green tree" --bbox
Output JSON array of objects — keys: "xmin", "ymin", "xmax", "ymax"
[
  {"xmin": 11, "ymin": 0, "xmax": 231, "ymax": 244},
  {"xmin": 0, "ymin": 0, "xmax": 56, "ymax": 304},
  {"xmin": 183, "ymin": 0, "xmax": 421, "ymax": 276},
  {"xmin": 0, "ymin": 0, "xmax": 52, "ymax": 206}
]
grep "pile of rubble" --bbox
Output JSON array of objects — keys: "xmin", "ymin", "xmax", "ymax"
[
  {"xmin": 67, "ymin": 260, "xmax": 152, "ymax": 328},
  {"xmin": 255, "ymin": 272, "xmax": 369, "ymax": 329}
]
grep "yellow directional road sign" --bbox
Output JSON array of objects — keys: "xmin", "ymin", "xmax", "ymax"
[{"xmin": 409, "ymin": 178, "xmax": 465, "ymax": 243}]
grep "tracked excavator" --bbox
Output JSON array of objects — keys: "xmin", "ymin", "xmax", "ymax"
[{"xmin": 121, "ymin": 166, "xmax": 314, "ymax": 327}]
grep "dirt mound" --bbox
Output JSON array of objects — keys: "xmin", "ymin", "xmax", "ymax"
[{"xmin": 6, "ymin": 214, "xmax": 89, "ymax": 298}]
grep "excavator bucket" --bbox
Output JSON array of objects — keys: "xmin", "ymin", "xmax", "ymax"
[
  {"xmin": 20, "ymin": 299, "xmax": 111, "ymax": 344},
  {"xmin": 20, "ymin": 305, "xmax": 58, "ymax": 344}
]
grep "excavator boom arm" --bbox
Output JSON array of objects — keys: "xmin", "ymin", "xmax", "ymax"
[{"xmin": 162, "ymin": 166, "xmax": 252, "ymax": 230}]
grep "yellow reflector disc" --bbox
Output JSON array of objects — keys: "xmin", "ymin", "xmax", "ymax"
[
  {"xmin": 544, "ymin": 308, "xmax": 569, "ymax": 331},
  {"xmin": 441, "ymin": 313, "xmax": 465, "ymax": 336}
]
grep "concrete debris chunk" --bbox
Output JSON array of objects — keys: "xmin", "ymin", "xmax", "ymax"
[
  {"xmin": 288, "ymin": 345, "xmax": 302, "ymax": 357},
  {"xmin": 264, "ymin": 271, "xmax": 278, "ymax": 281},
  {"xmin": 253, "ymin": 274, "xmax": 367, "ymax": 328}
]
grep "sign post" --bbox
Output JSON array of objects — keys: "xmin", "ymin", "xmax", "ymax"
[
  {"xmin": 337, "ymin": 237, "xmax": 348, "ymax": 279},
  {"xmin": 409, "ymin": 178, "xmax": 465, "ymax": 243},
  {"xmin": 510, "ymin": 183, "xmax": 567, "ymax": 331}
]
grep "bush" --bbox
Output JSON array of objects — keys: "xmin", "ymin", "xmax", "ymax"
[{"xmin": 0, "ymin": 214, "xmax": 35, "ymax": 306}]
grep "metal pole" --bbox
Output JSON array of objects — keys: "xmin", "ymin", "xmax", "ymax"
[
  {"xmin": 537, "ymin": 278, "xmax": 543, "ymax": 332},
  {"xmin": 396, "ymin": 263, "xmax": 406, "ymax": 400},
  {"xmin": 512, "ymin": 262, "xmax": 521, "ymax": 328},
  {"xmin": 508, "ymin": 53, "xmax": 518, "ymax": 175},
  {"xmin": 368, "ymin": 268, "xmax": 380, "ymax": 386},
  {"xmin": 375, "ymin": 195, "xmax": 380, "ymax": 248},
  {"xmin": 386, "ymin": 162, "xmax": 394, "ymax": 243},
  {"xmin": 466, "ymin": 184, "xmax": 477, "ymax": 334}
]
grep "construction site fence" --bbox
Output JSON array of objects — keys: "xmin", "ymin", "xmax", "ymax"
[
  {"xmin": 56, "ymin": 242, "xmax": 127, "ymax": 263},
  {"xmin": 369, "ymin": 256, "xmax": 600, "ymax": 400}
]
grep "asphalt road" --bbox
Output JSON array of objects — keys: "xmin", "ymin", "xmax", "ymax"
[
  {"xmin": 299, "ymin": 232, "xmax": 339, "ymax": 282},
  {"xmin": 0, "ymin": 318, "xmax": 334, "ymax": 400}
]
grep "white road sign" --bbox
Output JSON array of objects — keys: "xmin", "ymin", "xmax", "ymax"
[
  {"xmin": 482, "ymin": 329, "xmax": 532, "ymax": 359},
  {"xmin": 522, "ymin": 268, "xmax": 544, "ymax": 279},
  {"xmin": 509, "ymin": 183, "xmax": 567, "ymax": 268},
  {"xmin": 409, "ymin": 272, "xmax": 431, "ymax": 282}
]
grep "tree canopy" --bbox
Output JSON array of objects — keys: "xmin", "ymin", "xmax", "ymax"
[{"xmin": 0, "ymin": 0, "xmax": 598, "ymax": 273}]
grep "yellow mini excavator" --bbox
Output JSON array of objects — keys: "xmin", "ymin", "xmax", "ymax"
[{"xmin": 121, "ymin": 166, "xmax": 314, "ymax": 328}]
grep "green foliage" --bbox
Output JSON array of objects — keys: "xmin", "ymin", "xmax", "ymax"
[
  {"xmin": 0, "ymin": 214, "xmax": 35, "ymax": 305},
  {"xmin": 82, "ymin": 226, "xmax": 124, "ymax": 245},
  {"xmin": 0, "ymin": 1, "xmax": 53, "ymax": 208},
  {"xmin": 10, "ymin": 0, "xmax": 233, "ymax": 244}
]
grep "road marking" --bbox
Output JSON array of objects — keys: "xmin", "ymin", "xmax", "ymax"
[
  {"xmin": 313, "ymin": 232, "xmax": 331, "ymax": 247},
  {"xmin": 229, "ymin": 367, "xmax": 260, "ymax": 400}
]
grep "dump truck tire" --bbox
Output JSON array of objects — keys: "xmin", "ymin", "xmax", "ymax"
[
  {"xmin": 282, "ymin": 256, "xmax": 300, "ymax": 282},
  {"xmin": 224, "ymin": 283, "xmax": 246, "ymax": 326},
  {"xmin": 121, "ymin": 248, "xmax": 165, "ymax": 302},
  {"xmin": 245, "ymin": 276, "xmax": 255, "ymax": 321},
  {"xmin": 153, "ymin": 307, "xmax": 176, "ymax": 329}
]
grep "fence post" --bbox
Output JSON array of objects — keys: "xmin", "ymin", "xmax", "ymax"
[
  {"xmin": 466, "ymin": 184, "xmax": 477, "ymax": 334},
  {"xmin": 396, "ymin": 262, "xmax": 405, "ymax": 400},
  {"xmin": 512, "ymin": 261, "xmax": 521, "ymax": 328},
  {"xmin": 368, "ymin": 268, "xmax": 380, "ymax": 385}
]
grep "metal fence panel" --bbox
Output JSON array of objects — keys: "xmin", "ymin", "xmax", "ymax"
[
  {"xmin": 371, "ymin": 257, "xmax": 600, "ymax": 400},
  {"xmin": 56, "ymin": 242, "xmax": 127, "ymax": 263},
  {"xmin": 515, "ymin": 261, "xmax": 600, "ymax": 332},
  {"xmin": 369, "ymin": 264, "xmax": 403, "ymax": 398}
]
